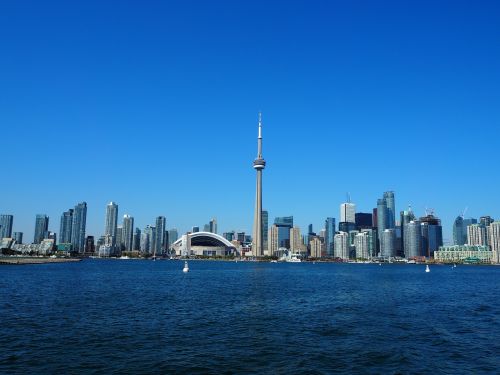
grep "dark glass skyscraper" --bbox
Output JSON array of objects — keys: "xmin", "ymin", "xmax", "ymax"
[
  {"xmin": 376, "ymin": 198, "xmax": 388, "ymax": 251},
  {"xmin": 262, "ymin": 210, "xmax": 268, "ymax": 251},
  {"xmin": 71, "ymin": 202, "xmax": 87, "ymax": 253},
  {"xmin": 420, "ymin": 214, "xmax": 443, "ymax": 258},
  {"xmin": 122, "ymin": 214, "xmax": 134, "ymax": 251},
  {"xmin": 155, "ymin": 216, "xmax": 166, "ymax": 256},
  {"xmin": 355, "ymin": 213, "xmax": 372, "ymax": 230},
  {"xmin": 383, "ymin": 191, "xmax": 396, "ymax": 229},
  {"xmin": 59, "ymin": 209, "xmax": 73, "ymax": 244},
  {"xmin": 274, "ymin": 216, "xmax": 293, "ymax": 249},
  {"xmin": 325, "ymin": 217, "xmax": 336, "ymax": 257},
  {"xmin": 0, "ymin": 214, "xmax": 14, "ymax": 239},
  {"xmin": 34, "ymin": 214, "xmax": 49, "ymax": 244}
]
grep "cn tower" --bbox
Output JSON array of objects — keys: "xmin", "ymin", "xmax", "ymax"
[{"xmin": 252, "ymin": 113, "xmax": 266, "ymax": 257}]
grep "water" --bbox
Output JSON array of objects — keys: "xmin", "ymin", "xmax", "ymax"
[{"xmin": 1, "ymin": 260, "xmax": 499, "ymax": 374}]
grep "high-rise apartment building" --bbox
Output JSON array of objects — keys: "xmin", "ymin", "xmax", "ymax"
[
  {"xmin": 71, "ymin": 202, "xmax": 87, "ymax": 253},
  {"xmin": 376, "ymin": 198, "xmax": 388, "ymax": 247},
  {"xmin": 381, "ymin": 229, "xmax": 396, "ymax": 258},
  {"xmin": 453, "ymin": 216, "xmax": 477, "ymax": 245},
  {"xmin": 354, "ymin": 231, "xmax": 370, "ymax": 259},
  {"xmin": 122, "ymin": 215, "xmax": 134, "ymax": 251},
  {"xmin": 209, "ymin": 218, "xmax": 217, "ymax": 234},
  {"xmin": 324, "ymin": 217, "xmax": 335, "ymax": 256},
  {"xmin": 383, "ymin": 191, "xmax": 396, "ymax": 229},
  {"xmin": 133, "ymin": 228, "xmax": 141, "ymax": 251},
  {"xmin": 105, "ymin": 202, "xmax": 118, "ymax": 245},
  {"xmin": 289, "ymin": 226, "xmax": 302, "ymax": 252},
  {"xmin": 59, "ymin": 209, "xmax": 73, "ymax": 244},
  {"xmin": 334, "ymin": 232, "xmax": 349, "ymax": 260},
  {"xmin": 310, "ymin": 237, "xmax": 322, "ymax": 258},
  {"xmin": 467, "ymin": 224, "xmax": 487, "ymax": 246},
  {"xmin": 13, "ymin": 232, "xmax": 23, "ymax": 244},
  {"xmin": 34, "ymin": 214, "xmax": 49, "ymax": 244},
  {"xmin": 155, "ymin": 216, "xmax": 166, "ymax": 256},
  {"xmin": 404, "ymin": 220, "xmax": 422, "ymax": 259},
  {"xmin": 488, "ymin": 222, "xmax": 500, "ymax": 264},
  {"xmin": 141, "ymin": 225, "xmax": 154, "ymax": 254},
  {"xmin": 0, "ymin": 215, "xmax": 13, "ymax": 239},
  {"xmin": 168, "ymin": 229, "xmax": 179, "ymax": 250},
  {"xmin": 268, "ymin": 225, "xmax": 279, "ymax": 256},
  {"xmin": 262, "ymin": 210, "xmax": 268, "ymax": 252}
]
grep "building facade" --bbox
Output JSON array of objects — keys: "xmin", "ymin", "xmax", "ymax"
[
  {"xmin": 0, "ymin": 214, "xmax": 14, "ymax": 239},
  {"xmin": 334, "ymin": 232, "xmax": 349, "ymax": 260},
  {"xmin": 34, "ymin": 214, "xmax": 49, "ymax": 244}
]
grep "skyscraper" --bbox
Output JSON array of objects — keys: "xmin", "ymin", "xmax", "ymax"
[
  {"xmin": 133, "ymin": 228, "xmax": 141, "ymax": 251},
  {"xmin": 274, "ymin": 216, "xmax": 293, "ymax": 249},
  {"xmin": 13, "ymin": 232, "xmax": 23, "ymax": 244},
  {"xmin": 488, "ymin": 222, "xmax": 500, "ymax": 264},
  {"xmin": 268, "ymin": 225, "xmax": 279, "ymax": 256},
  {"xmin": 453, "ymin": 216, "xmax": 477, "ymax": 245},
  {"xmin": 381, "ymin": 229, "xmax": 396, "ymax": 258},
  {"xmin": 59, "ymin": 209, "xmax": 73, "ymax": 244},
  {"xmin": 310, "ymin": 237, "xmax": 322, "ymax": 258},
  {"xmin": 34, "ymin": 214, "xmax": 49, "ymax": 244},
  {"xmin": 155, "ymin": 216, "xmax": 166, "ymax": 256},
  {"xmin": 324, "ymin": 217, "xmax": 336, "ymax": 256},
  {"xmin": 262, "ymin": 210, "xmax": 269, "ymax": 252},
  {"xmin": 209, "ymin": 218, "xmax": 217, "ymax": 234},
  {"xmin": 168, "ymin": 229, "xmax": 179, "ymax": 250},
  {"xmin": 355, "ymin": 213, "xmax": 372, "ymax": 230},
  {"xmin": 71, "ymin": 202, "xmax": 87, "ymax": 253},
  {"xmin": 400, "ymin": 206, "xmax": 416, "ymax": 255},
  {"xmin": 468, "ymin": 224, "xmax": 487, "ymax": 246},
  {"xmin": 289, "ymin": 226, "xmax": 302, "ymax": 252},
  {"xmin": 354, "ymin": 231, "xmax": 370, "ymax": 259},
  {"xmin": 105, "ymin": 202, "xmax": 118, "ymax": 245},
  {"xmin": 334, "ymin": 232, "xmax": 349, "ymax": 260},
  {"xmin": 0, "ymin": 215, "xmax": 13, "ymax": 239},
  {"xmin": 420, "ymin": 214, "xmax": 443, "ymax": 258},
  {"xmin": 383, "ymin": 191, "xmax": 396, "ymax": 229},
  {"xmin": 122, "ymin": 214, "xmax": 134, "ymax": 251},
  {"xmin": 404, "ymin": 220, "xmax": 422, "ymax": 259},
  {"xmin": 252, "ymin": 113, "xmax": 266, "ymax": 257},
  {"xmin": 141, "ymin": 225, "xmax": 154, "ymax": 254},
  {"xmin": 340, "ymin": 203, "xmax": 356, "ymax": 223},
  {"xmin": 377, "ymin": 198, "xmax": 388, "ymax": 249}
]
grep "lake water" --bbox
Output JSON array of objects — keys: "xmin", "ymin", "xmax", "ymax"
[{"xmin": 0, "ymin": 260, "xmax": 499, "ymax": 374}]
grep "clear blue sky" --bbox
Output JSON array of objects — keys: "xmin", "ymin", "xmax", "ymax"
[{"xmin": 1, "ymin": 0, "xmax": 499, "ymax": 242}]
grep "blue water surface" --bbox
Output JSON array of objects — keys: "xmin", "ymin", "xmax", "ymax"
[{"xmin": 0, "ymin": 260, "xmax": 499, "ymax": 374}]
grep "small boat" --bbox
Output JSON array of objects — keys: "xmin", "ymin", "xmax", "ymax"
[
  {"xmin": 425, "ymin": 265, "xmax": 430, "ymax": 273},
  {"xmin": 287, "ymin": 255, "xmax": 301, "ymax": 263},
  {"xmin": 183, "ymin": 261, "xmax": 189, "ymax": 273},
  {"xmin": 453, "ymin": 264, "xmax": 457, "ymax": 268}
]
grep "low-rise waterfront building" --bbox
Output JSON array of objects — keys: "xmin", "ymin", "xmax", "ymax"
[{"xmin": 434, "ymin": 245, "xmax": 492, "ymax": 264}]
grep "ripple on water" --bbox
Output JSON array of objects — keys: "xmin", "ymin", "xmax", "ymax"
[{"xmin": 0, "ymin": 261, "xmax": 498, "ymax": 374}]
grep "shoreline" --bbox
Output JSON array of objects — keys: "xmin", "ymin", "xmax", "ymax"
[{"xmin": 0, "ymin": 257, "xmax": 82, "ymax": 265}]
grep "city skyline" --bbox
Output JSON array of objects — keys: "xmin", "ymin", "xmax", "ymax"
[{"xmin": 1, "ymin": 1, "xmax": 499, "ymax": 243}]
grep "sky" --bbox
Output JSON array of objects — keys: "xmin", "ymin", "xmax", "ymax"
[{"xmin": 1, "ymin": 0, "xmax": 499, "ymax": 243}]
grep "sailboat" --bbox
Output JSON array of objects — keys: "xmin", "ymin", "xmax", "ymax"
[
  {"xmin": 183, "ymin": 261, "xmax": 189, "ymax": 273},
  {"xmin": 425, "ymin": 265, "xmax": 430, "ymax": 273}
]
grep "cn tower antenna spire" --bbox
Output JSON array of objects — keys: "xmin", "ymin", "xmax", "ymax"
[{"xmin": 252, "ymin": 112, "xmax": 266, "ymax": 257}]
